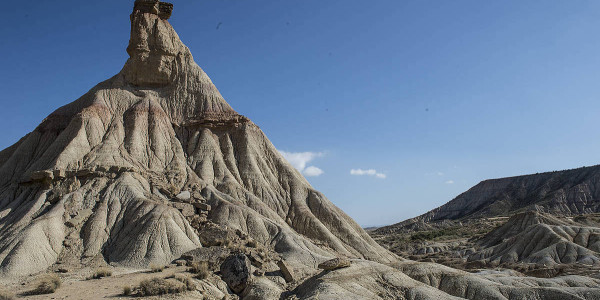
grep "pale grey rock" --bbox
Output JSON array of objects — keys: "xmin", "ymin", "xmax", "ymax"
[{"xmin": 176, "ymin": 191, "xmax": 191, "ymax": 201}]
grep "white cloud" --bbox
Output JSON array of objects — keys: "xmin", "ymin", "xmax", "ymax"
[
  {"xmin": 303, "ymin": 166, "xmax": 324, "ymax": 177},
  {"xmin": 437, "ymin": 172, "xmax": 444, "ymax": 176},
  {"xmin": 350, "ymin": 169, "xmax": 386, "ymax": 179},
  {"xmin": 279, "ymin": 151, "xmax": 324, "ymax": 177},
  {"xmin": 445, "ymin": 180, "xmax": 454, "ymax": 184}
]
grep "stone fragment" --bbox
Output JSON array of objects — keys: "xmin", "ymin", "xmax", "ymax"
[
  {"xmin": 318, "ymin": 257, "xmax": 351, "ymax": 271},
  {"xmin": 181, "ymin": 246, "xmax": 231, "ymax": 266},
  {"xmin": 174, "ymin": 259, "xmax": 187, "ymax": 266},
  {"xmin": 172, "ymin": 202, "xmax": 195, "ymax": 217},
  {"xmin": 176, "ymin": 191, "xmax": 191, "ymax": 201},
  {"xmin": 220, "ymin": 253, "xmax": 251, "ymax": 294},
  {"xmin": 65, "ymin": 209, "xmax": 93, "ymax": 228},
  {"xmin": 31, "ymin": 170, "xmax": 53, "ymax": 181},
  {"xmin": 193, "ymin": 202, "xmax": 211, "ymax": 211},
  {"xmin": 277, "ymin": 260, "xmax": 294, "ymax": 283},
  {"xmin": 198, "ymin": 224, "xmax": 234, "ymax": 247},
  {"xmin": 53, "ymin": 169, "xmax": 66, "ymax": 179}
]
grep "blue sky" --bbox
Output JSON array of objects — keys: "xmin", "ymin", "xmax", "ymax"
[{"xmin": 1, "ymin": 1, "xmax": 600, "ymax": 227}]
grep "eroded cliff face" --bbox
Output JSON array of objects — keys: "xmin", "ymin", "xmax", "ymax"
[
  {"xmin": 0, "ymin": 0, "xmax": 394, "ymax": 277},
  {"xmin": 378, "ymin": 165, "xmax": 600, "ymax": 235}
]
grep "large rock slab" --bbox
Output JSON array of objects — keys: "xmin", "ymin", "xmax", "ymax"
[
  {"xmin": 220, "ymin": 253, "xmax": 251, "ymax": 294},
  {"xmin": 318, "ymin": 257, "xmax": 351, "ymax": 271}
]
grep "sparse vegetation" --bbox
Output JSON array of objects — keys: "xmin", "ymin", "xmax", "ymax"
[
  {"xmin": 173, "ymin": 274, "xmax": 196, "ymax": 291},
  {"xmin": 137, "ymin": 277, "xmax": 188, "ymax": 296},
  {"xmin": 188, "ymin": 261, "xmax": 210, "ymax": 279},
  {"xmin": 410, "ymin": 230, "xmax": 448, "ymax": 241},
  {"xmin": 32, "ymin": 274, "xmax": 62, "ymax": 295},
  {"xmin": 0, "ymin": 290, "xmax": 14, "ymax": 300},
  {"xmin": 149, "ymin": 264, "xmax": 165, "ymax": 273},
  {"xmin": 90, "ymin": 267, "xmax": 112, "ymax": 279},
  {"xmin": 122, "ymin": 285, "xmax": 132, "ymax": 296},
  {"xmin": 246, "ymin": 239, "xmax": 258, "ymax": 248}
]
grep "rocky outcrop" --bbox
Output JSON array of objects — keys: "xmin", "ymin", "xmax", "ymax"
[
  {"xmin": 398, "ymin": 261, "xmax": 600, "ymax": 300},
  {"xmin": 317, "ymin": 257, "xmax": 351, "ymax": 271},
  {"xmin": 0, "ymin": 0, "xmax": 393, "ymax": 278},
  {"xmin": 220, "ymin": 253, "xmax": 251, "ymax": 294},
  {"xmin": 469, "ymin": 211, "xmax": 600, "ymax": 265}
]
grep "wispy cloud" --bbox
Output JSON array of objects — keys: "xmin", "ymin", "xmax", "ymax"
[
  {"xmin": 445, "ymin": 180, "xmax": 454, "ymax": 184},
  {"xmin": 279, "ymin": 151, "xmax": 325, "ymax": 177},
  {"xmin": 350, "ymin": 169, "xmax": 386, "ymax": 179},
  {"xmin": 303, "ymin": 166, "xmax": 324, "ymax": 177},
  {"xmin": 437, "ymin": 172, "xmax": 444, "ymax": 176}
]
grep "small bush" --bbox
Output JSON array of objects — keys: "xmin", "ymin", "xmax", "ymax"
[
  {"xmin": 0, "ymin": 290, "xmax": 15, "ymax": 300},
  {"xmin": 122, "ymin": 286, "xmax": 132, "ymax": 296},
  {"xmin": 149, "ymin": 264, "xmax": 165, "ymax": 273},
  {"xmin": 188, "ymin": 261, "xmax": 210, "ymax": 280},
  {"xmin": 138, "ymin": 278, "xmax": 186, "ymax": 296},
  {"xmin": 91, "ymin": 267, "xmax": 112, "ymax": 279},
  {"xmin": 173, "ymin": 274, "xmax": 196, "ymax": 291},
  {"xmin": 32, "ymin": 274, "xmax": 61, "ymax": 295}
]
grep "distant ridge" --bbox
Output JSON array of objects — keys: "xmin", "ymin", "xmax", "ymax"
[{"xmin": 377, "ymin": 164, "xmax": 600, "ymax": 234}]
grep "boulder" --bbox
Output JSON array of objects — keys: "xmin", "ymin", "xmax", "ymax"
[
  {"xmin": 172, "ymin": 202, "xmax": 195, "ymax": 217},
  {"xmin": 277, "ymin": 260, "xmax": 294, "ymax": 283},
  {"xmin": 193, "ymin": 202, "xmax": 211, "ymax": 211},
  {"xmin": 180, "ymin": 246, "xmax": 231, "ymax": 267},
  {"xmin": 220, "ymin": 253, "xmax": 251, "ymax": 294},
  {"xmin": 31, "ymin": 170, "xmax": 53, "ymax": 181},
  {"xmin": 318, "ymin": 257, "xmax": 351, "ymax": 271},
  {"xmin": 198, "ymin": 224, "xmax": 235, "ymax": 246},
  {"xmin": 176, "ymin": 191, "xmax": 191, "ymax": 201}
]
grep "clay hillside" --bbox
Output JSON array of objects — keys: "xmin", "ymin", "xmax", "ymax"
[
  {"xmin": 371, "ymin": 165, "xmax": 600, "ymax": 281},
  {"xmin": 1, "ymin": 1, "xmax": 600, "ymax": 299}
]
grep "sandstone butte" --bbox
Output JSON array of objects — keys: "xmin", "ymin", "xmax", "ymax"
[{"xmin": 1, "ymin": 1, "xmax": 599, "ymax": 299}]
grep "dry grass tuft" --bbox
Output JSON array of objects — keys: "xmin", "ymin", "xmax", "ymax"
[
  {"xmin": 149, "ymin": 264, "xmax": 165, "ymax": 273},
  {"xmin": 138, "ymin": 277, "xmax": 187, "ymax": 296},
  {"xmin": 0, "ymin": 290, "xmax": 14, "ymax": 300},
  {"xmin": 122, "ymin": 285, "xmax": 132, "ymax": 296},
  {"xmin": 91, "ymin": 267, "xmax": 112, "ymax": 279},
  {"xmin": 32, "ymin": 274, "xmax": 61, "ymax": 295},
  {"xmin": 173, "ymin": 274, "xmax": 196, "ymax": 291},
  {"xmin": 187, "ymin": 261, "xmax": 210, "ymax": 280}
]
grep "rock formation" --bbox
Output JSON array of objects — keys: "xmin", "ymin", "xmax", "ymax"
[
  {"xmin": 470, "ymin": 211, "xmax": 600, "ymax": 265},
  {"xmin": 0, "ymin": 0, "xmax": 393, "ymax": 277}
]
